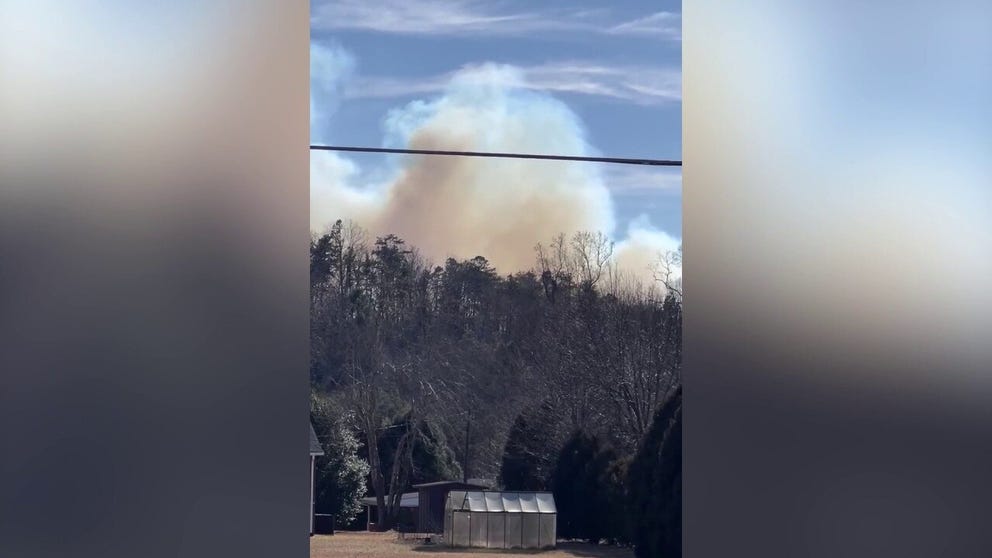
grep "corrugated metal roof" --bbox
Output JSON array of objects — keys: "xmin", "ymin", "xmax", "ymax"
[
  {"xmin": 309, "ymin": 423, "xmax": 324, "ymax": 456},
  {"xmin": 412, "ymin": 480, "xmax": 489, "ymax": 489},
  {"xmin": 360, "ymin": 492, "xmax": 419, "ymax": 508}
]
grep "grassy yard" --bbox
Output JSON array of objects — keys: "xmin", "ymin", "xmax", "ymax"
[{"xmin": 310, "ymin": 531, "xmax": 635, "ymax": 558}]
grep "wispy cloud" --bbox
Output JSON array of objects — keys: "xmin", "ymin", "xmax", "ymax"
[
  {"xmin": 310, "ymin": 42, "xmax": 356, "ymax": 143},
  {"xmin": 311, "ymin": 0, "xmax": 681, "ymax": 40},
  {"xmin": 524, "ymin": 62, "xmax": 681, "ymax": 104},
  {"xmin": 344, "ymin": 75, "xmax": 450, "ymax": 100},
  {"xmin": 608, "ymin": 12, "xmax": 682, "ymax": 40},
  {"xmin": 603, "ymin": 166, "xmax": 683, "ymax": 194},
  {"xmin": 343, "ymin": 62, "xmax": 681, "ymax": 105},
  {"xmin": 310, "ymin": 42, "xmax": 355, "ymax": 111},
  {"xmin": 312, "ymin": 0, "xmax": 574, "ymax": 36}
]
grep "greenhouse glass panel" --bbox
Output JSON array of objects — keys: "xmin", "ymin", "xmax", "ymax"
[
  {"xmin": 521, "ymin": 513, "xmax": 540, "ymax": 548},
  {"xmin": 486, "ymin": 513, "xmax": 505, "ymax": 548},
  {"xmin": 467, "ymin": 492, "xmax": 487, "ymax": 512},
  {"xmin": 502, "ymin": 492, "xmax": 522, "ymax": 512},
  {"xmin": 452, "ymin": 512, "xmax": 471, "ymax": 547},
  {"xmin": 519, "ymin": 493, "xmax": 540, "ymax": 513},
  {"xmin": 536, "ymin": 493, "xmax": 556, "ymax": 513},
  {"xmin": 505, "ymin": 513, "xmax": 522, "ymax": 548},
  {"xmin": 539, "ymin": 514, "xmax": 556, "ymax": 548},
  {"xmin": 486, "ymin": 495, "xmax": 498, "ymax": 512},
  {"xmin": 469, "ymin": 512, "xmax": 487, "ymax": 547},
  {"xmin": 448, "ymin": 491, "xmax": 466, "ymax": 510}
]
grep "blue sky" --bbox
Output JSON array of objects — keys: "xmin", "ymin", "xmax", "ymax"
[{"xmin": 310, "ymin": 0, "xmax": 681, "ymax": 276}]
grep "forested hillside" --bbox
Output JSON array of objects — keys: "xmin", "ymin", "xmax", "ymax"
[{"xmin": 309, "ymin": 219, "xmax": 681, "ymax": 552}]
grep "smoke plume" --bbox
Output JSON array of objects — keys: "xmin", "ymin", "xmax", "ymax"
[{"xmin": 311, "ymin": 46, "xmax": 679, "ymax": 283}]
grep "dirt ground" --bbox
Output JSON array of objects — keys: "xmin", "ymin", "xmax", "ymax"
[{"xmin": 310, "ymin": 531, "xmax": 635, "ymax": 558}]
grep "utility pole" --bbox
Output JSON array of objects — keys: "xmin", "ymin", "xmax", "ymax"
[{"xmin": 462, "ymin": 408, "xmax": 471, "ymax": 483}]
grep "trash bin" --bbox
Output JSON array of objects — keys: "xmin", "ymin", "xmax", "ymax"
[{"xmin": 314, "ymin": 514, "xmax": 335, "ymax": 535}]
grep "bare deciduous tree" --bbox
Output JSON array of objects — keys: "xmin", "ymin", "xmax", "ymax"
[
  {"xmin": 311, "ymin": 225, "xmax": 682, "ymax": 520},
  {"xmin": 653, "ymin": 245, "xmax": 683, "ymax": 300}
]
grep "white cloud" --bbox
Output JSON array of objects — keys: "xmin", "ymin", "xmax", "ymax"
[
  {"xmin": 310, "ymin": 42, "xmax": 356, "ymax": 141},
  {"xmin": 312, "ymin": 0, "xmax": 681, "ymax": 40},
  {"xmin": 614, "ymin": 215, "xmax": 682, "ymax": 285},
  {"xmin": 608, "ymin": 12, "xmax": 682, "ymax": 40},
  {"xmin": 345, "ymin": 62, "xmax": 681, "ymax": 105},
  {"xmin": 343, "ymin": 76, "xmax": 449, "ymax": 100},
  {"xmin": 525, "ymin": 62, "xmax": 681, "ymax": 104},
  {"xmin": 603, "ymin": 166, "xmax": 683, "ymax": 194},
  {"xmin": 310, "ymin": 149, "xmax": 384, "ymax": 228},
  {"xmin": 312, "ymin": 0, "xmax": 577, "ymax": 36}
]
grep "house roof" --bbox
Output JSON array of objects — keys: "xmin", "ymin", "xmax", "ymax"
[
  {"xmin": 309, "ymin": 423, "xmax": 324, "ymax": 456},
  {"xmin": 412, "ymin": 480, "xmax": 489, "ymax": 489},
  {"xmin": 360, "ymin": 492, "xmax": 419, "ymax": 508}
]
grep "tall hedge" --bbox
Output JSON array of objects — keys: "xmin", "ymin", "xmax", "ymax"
[
  {"xmin": 499, "ymin": 401, "xmax": 559, "ymax": 491},
  {"xmin": 310, "ymin": 394, "xmax": 370, "ymax": 528},
  {"xmin": 551, "ymin": 431, "xmax": 623, "ymax": 543},
  {"xmin": 627, "ymin": 386, "xmax": 682, "ymax": 557}
]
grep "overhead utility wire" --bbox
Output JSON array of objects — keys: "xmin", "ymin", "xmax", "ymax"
[{"xmin": 310, "ymin": 145, "xmax": 681, "ymax": 167}]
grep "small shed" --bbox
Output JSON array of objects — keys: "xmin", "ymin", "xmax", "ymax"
[
  {"xmin": 309, "ymin": 423, "xmax": 324, "ymax": 535},
  {"xmin": 413, "ymin": 480, "xmax": 489, "ymax": 534},
  {"xmin": 443, "ymin": 491, "xmax": 557, "ymax": 549},
  {"xmin": 359, "ymin": 492, "xmax": 419, "ymax": 531}
]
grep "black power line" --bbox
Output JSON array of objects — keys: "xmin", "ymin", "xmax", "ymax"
[{"xmin": 310, "ymin": 144, "xmax": 681, "ymax": 167}]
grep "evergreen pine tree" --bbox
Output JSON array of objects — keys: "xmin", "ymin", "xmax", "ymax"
[
  {"xmin": 551, "ymin": 431, "xmax": 620, "ymax": 543},
  {"xmin": 499, "ymin": 401, "xmax": 559, "ymax": 491},
  {"xmin": 628, "ymin": 386, "xmax": 682, "ymax": 557}
]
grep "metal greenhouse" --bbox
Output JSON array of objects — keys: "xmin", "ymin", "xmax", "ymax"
[{"xmin": 443, "ymin": 491, "xmax": 557, "ymax": 550}]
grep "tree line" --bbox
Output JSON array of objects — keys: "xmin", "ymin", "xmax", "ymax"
[{"xmin": 309, "ymin": 220, "xmax": 681, "ymax": 557}]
